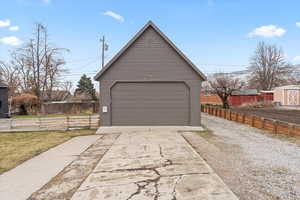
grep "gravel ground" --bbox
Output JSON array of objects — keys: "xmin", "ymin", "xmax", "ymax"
[{"xmin": 184, "ymin": 113, "xmax": 300, "ymax": 200}]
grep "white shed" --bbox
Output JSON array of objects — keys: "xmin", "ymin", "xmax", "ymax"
[{"xmin": 274, "ymin": 85, "xmax": 300, "ymax": 106}]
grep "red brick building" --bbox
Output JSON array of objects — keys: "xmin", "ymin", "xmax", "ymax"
[{"xmin": 201, "ymin": 90, "xmax": 274, "ymax": 106}]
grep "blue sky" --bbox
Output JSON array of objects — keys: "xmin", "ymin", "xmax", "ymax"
[{"xmin": 1, "ymin": 0, "xmax": 300, "ymax": 86}]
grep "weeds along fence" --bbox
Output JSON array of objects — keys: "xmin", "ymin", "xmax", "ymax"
[
  {"xmin": 0, "ymin": 115, "xmax": 100, "ymax": 133},
  {"xmin": 201, "ymin": 105, "xmax": 300, "ymax": 136}
]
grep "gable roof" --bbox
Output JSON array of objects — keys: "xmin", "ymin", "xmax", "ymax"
[
  {"xmin": 275, "ymin": 85, "xmax": 300, "ymax": 90},
  {"xmin": 94, "ymin": 21, "xmax": 206, "ymax": 81},
  {"xmin": 231, "ymin": 89, "xmax": 258, "ymax": 96}
]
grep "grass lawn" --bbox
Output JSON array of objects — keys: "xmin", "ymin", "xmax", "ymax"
[{"xmin": 0, "ymin": 129, "xmax": 95, "ymax": 174}]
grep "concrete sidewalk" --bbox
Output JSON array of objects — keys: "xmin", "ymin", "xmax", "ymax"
[
  {"xmin": 0, "ymin": 135, "xmax": 101, "ymax": 200},
  {"xmin": 71, "ymin": 127, "xmax": 238, "ymax": 200}
]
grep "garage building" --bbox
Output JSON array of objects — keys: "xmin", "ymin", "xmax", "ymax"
[
  {"xmin": 95, "ymin": 21, "xmax": 206, "ymax": 126},
  {"xmin": 274, "ymin": 85, "xmax": 300, "ymax": 106}
]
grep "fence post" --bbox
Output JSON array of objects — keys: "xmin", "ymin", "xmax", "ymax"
[
  {"xmin": 66, "ymin": 116, "xmax": 70, "ymax": 131},
  {"xmin": 89, "ymin": 114, "xmax": 91, "ymax": 129},
  {"xmin": 251, "ymin": 116, "xmax": 255, "ymax": 127},
  {"xmin": 287, "ymin": 124, "xmax": 292, "ymax": 135},
  {"xmin": 10, "ymin": 118, "xmax": 13, "ymax": 131},
  {"xmin": 274, "ymin": 121, "xmax": 278, "ymax": 134},
  {"xmin": 39, "ymin": 116, "xmax": 42, "ymax": 131}
]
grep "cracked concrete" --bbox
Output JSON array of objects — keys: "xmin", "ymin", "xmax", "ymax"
[
  {"xmin": 28, "ymin": 134, "xmax": 120, "ymax": 200},
  {"xmin": 71, "ymin": 127, "xmax": 238, "ymax": 200}
]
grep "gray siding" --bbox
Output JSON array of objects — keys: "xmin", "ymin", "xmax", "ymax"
[
  {"xmin": 111, "ymin": 82, "xmax": 190, "ymax": 125},
  {"xmin": 0, "ymin": 88, "xmax": 9, "ymax": 118},
  {"xmin": 101, "ymin": 27, "xmax": 201, "ymax": 81},
  {"xmin": 99, "ymin": 26, "xmax": 202, "ymax": 126}
]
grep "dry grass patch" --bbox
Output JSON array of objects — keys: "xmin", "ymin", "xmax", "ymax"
[
  {"xmin": 188, "ymin": 128, "xmax": 214, "ymax": 140},
  {"xmin": 0, "ymin": 129, "xmax": 95, "ymax": 174}
]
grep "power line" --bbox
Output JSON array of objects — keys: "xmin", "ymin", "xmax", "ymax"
[
  {"xmin": 64, "ymin": 56, "xmax": 249, "ymax": 67},
  {"xmin": 198, "ymin": 63, "xmax": 248, "ymax": 67},
  {"xmin": 66, "ymin": 59, "xmax": 99, "ymax": 70},
  {"xmin": 65, "ymin": 57, "xmax": 99, "ymax": 64}
]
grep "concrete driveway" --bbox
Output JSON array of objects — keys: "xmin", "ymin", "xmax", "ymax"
[
  {"xmin": 24, "ymin": 127, "xmax": 238, "ymax": 200},
  {"xmin": 70, "ymin": 127, "xmax": 238, "ymax": 200}
]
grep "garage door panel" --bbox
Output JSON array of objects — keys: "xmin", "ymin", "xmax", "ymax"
[{"xmin": 111, "ymin": 82, "xmax": 190, "ymax": 125}]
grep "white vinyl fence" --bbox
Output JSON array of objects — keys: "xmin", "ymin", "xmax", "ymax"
[{"xmin": 0, "ymin": 115, "xmax": 100, "ymax": 132}]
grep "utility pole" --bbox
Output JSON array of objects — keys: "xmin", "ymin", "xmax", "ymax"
[
  {"xmin": 36, "ymin": 23, "xmax": 45, "ymax": 101},
  {"xmin": 100, "ymin": 36, "xmax": 108, "ymax": 68}
]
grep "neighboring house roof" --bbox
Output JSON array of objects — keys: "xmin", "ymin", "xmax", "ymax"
[
  {"xmin": 0, "ymin": 82, "xmax": 8, "ymax": 88},
  {"xmin": 275, "ymin": 85, "xmax": 300, "ymax": 90},
  {"xmin": 71, "ymin": 90, "xmax": 93, "ymax": 102},
  {"xmin": 42, "ymin": 90, "xmax": 72, "ymax": 102},
  {"xmin": 232, "ymin": 89, "xmax": 258, "ymax": 96},
  {"xmin": 94, "ymin": 21, "xmax": 207, "ymax": 81},
  {"xmin": 260, "ymin": 90, "xmax": 274, "ymax": 93}
]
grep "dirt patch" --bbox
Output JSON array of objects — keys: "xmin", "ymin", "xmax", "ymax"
[{"xmin": 232, "ymin": 107, "xmax": 300, "ymax": 125}]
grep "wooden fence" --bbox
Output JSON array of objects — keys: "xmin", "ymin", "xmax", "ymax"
[
  {"xmin": 0, "ymin": 115, "xmax": 100, "ymax": 133},
  {"xmin": 201, "ymin": 105, "xmax": 300, "ymax": 136}
]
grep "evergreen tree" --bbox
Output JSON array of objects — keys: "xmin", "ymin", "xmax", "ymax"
[{"xmin": 76, "ymin": 74, "xmax": 97, "ymax": 100}]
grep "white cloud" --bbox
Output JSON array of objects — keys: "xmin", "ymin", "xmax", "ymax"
[
  {"xmin": 248, "ymin": 25, "xmax": 286, "ymax": 38},
  {"xmin": 296, "ymin": 22, "xmax": 300, "ymax": 27},
  {"xmin": 9, "ymin": 26, "xmax": 19, "ymax": 31},
  {"xmin": 0, "ymin": 36, "xmax": 22, "ymax": 46},
  {"xmin": 103, "ymin": 11, "xmax": 125, "ymax": 22},
  {"xmin": 293, "ymin": 56, "xmax": 300, "ymax": 62},
  {"xmin": 0, "ymin": 19, "xmax": 10, "ymax": 27}
]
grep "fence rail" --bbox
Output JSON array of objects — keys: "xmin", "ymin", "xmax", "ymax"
[
  {"xmin": 201, "ymin": 105, "xmax": 300, "ymax": 136},
  {"xmin": 0, "ymin": 115, "xmax": 100, "ymax": 133}
]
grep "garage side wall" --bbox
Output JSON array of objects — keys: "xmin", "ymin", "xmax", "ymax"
[{"xmin": 99, "ymin": 26, "xmax": 202, "ymax": 126}]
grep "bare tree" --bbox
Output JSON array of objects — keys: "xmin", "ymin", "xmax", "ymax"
[
  {"xmin": 248, "ymin": 41, "xmax": 294, "ymax": 90},
  {"xmin": 60, "ymin": 81, "xmax": 73, "ymax": 93},
  {"xmin": 209, "ymin": 73, "xmax": 245, "ymax": 109},
  {"xmin": 10, "ymin": 23, "xmax": 69, "ymax": 102},
  {"xmin": 0, "ymin": 61, "xmax": 20, "ymax": 97}
]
